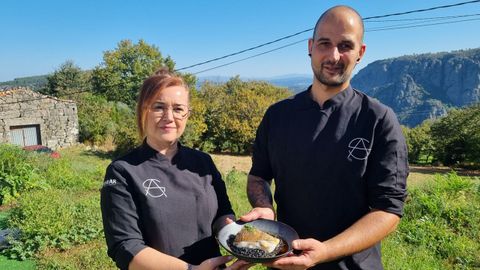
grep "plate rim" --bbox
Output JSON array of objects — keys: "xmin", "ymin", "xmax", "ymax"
[{"xmin": 215, "ymin": 218, "xmax": 299, "ymax": 263}]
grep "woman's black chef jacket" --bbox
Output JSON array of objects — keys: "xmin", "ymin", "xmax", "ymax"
[{"xmin": 101, "ymin": 142, "xmax": 234, "ymax": 270}]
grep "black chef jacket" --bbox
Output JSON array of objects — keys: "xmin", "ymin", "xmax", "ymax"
[{"xmin": 101, "ymin": 142, "xmax": 234, "ymax": 269}]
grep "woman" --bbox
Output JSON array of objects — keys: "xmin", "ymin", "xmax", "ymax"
[{"xmin": 101, "ymin": 69, "xmax": 247, "ymax": 270}]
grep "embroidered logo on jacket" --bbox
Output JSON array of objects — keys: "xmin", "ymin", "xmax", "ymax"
[
  {"xmin": 103, "ymin": 179, "xmax": 117, "ymax": 186},
  {"xmin": 347, "ymin": 138, "xmax": 371, "ymax": 161},
  {"xmin": 143, "ymin": 179, "xmax": 167, "ymax": 198}
]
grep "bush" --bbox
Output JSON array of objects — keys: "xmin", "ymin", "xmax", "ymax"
[
  {"xmin": 0, "ymin": 144, "xmax": 45, "ymax": 205},
  {"xmin": 3, "ymin": 189, "xmax": 103, "ymax": 260}
]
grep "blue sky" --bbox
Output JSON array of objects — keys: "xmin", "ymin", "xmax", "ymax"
[{"xmin": 1, "ymin": 0, "xmax": 479, "ymax": 82}]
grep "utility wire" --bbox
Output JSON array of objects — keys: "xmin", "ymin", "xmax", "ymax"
[
  {"xmin": 175, "ymin": 0, "xmax": 480, "ymax": 72},
  {"xmin": 192, "ymin": 39, "xmax": 308, "ymax": 75},
  {"xmin": 367, "ymin": 17, "xmax": 480, "ymax": 32},
  {"xmin": 175, "ymin": 29, "xmax": 312, "ymax": 72},
  {"xmin": 363, "ymin": 0, "xmax": 480, "ymax": 20},
  {"xmin": 189, "ymin": 16, "xmax": 479, "ymax": 74},
  {"xmin": 366, "ymin": 13, "xmax": 480, "ymax": 22}
]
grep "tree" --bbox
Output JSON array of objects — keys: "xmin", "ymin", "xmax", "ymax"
[
  {"xmin": 200, "ymin": 77, "xmax": 291, "ymax": 153},
  {"xmin": 430, "ymin": 104, "xmax": 480, "ymax": 166},
  {"xmin": 402, "ymin": 121, "xmax": 434, "ymax": 164},
  {"xmin": 42, "ymin": 60, "xmax": 90, "ymax": 98},
  {"xmin": 91, "ymin": 39, "xmax": 174, "ymax": 107}
]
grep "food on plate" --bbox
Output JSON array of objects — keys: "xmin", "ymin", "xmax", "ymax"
[{"xmin": 227, "ymin": 224, "xmax": 286, "ymax": 258}]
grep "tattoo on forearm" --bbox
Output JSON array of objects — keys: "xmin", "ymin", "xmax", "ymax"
[{"xmin": 247, "ymin": 175, "xmax": 273, "ymax": 208}]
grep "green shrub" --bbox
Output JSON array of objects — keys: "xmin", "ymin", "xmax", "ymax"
[
  {"xmin": 0, "ymin": 144, "xmax": 45, "ymax": 205},
  {"xmin": 111, "ymin": 116, "xmax": 140, "ymax": 158},
  {"xmin": 77, "ymin": 93, "xmax": 113, "ymax": 145},
  {"xmin": 3, "ymin": 189, "xmax": 103, "ymax": 260},
  {"xmin": 387, "ymin": 173, "xmax": 480, "ymax": 269}
]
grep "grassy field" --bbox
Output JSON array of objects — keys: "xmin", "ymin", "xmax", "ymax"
[{"xmin": 0, "ymin": 146, "xmax": 478, "ymax": 269}]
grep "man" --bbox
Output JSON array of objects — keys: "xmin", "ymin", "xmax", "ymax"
[{"xmin": 241, "ymin": 5, "xmax": 408, "ymax": 270}]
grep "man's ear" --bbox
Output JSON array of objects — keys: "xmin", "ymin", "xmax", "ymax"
[
  {"xmin": 357, "ymin": 43, "xmax": 366, "ymax": 63},
  {"xmin": 308, "ymin": 38, "xmax": 314, "ymax": 58}
]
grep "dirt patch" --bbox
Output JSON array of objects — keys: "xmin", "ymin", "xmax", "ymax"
[
  {"xmin": 211, "ymin": 154, "xmax": 252, "ymax": 175},
  {"xmin": 210, "ymin": 154, "xmax": 480, "ymax": 178},
  {"xmin": 410, "ymin": 165, "xmax": 480, "ymax": 177}
]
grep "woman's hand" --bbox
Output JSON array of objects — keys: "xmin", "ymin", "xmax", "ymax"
[{"xmin": 193, "ymin": 256, "xmax": 252, "ymax": 270}]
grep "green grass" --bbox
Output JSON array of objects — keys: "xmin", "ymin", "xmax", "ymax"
[{"xmin": 0, "ymin": 255, "xmax": 36, "ymax": 270}]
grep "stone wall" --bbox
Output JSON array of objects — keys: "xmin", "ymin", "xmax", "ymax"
[{"xmin": 0, "ymin": 87, "xmax": 78, "ymax": 149}]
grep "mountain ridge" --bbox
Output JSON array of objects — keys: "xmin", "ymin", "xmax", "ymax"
[{"xmin": 351, "ymin": 47, "xmax": 480, "ymax": 127}]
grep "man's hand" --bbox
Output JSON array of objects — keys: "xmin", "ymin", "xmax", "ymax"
[
  {"xmin": 263, "ymin": 238, "xmax": 326, "ymax": 270},
  {"xmin": 239, "ymin": 207, "xmax": 275, "ymax": 222},
  {"xmin": 263, "ymin": 210, "xmax": 400, "ymax": 269}
]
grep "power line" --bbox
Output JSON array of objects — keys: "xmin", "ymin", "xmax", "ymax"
[
  {"xmin": 366, "ymin": 13, "xmax": 480, "ymax": 22},
  {"xmin": 175, "ymin": 0, "xmax": 480, "ymax": 72},
  {"xmin": 362, "ymin": 0, "xmax": 480, "ymax": 20},
  {"xmin": 188, "ymin": 17, "xmax": 479, "ymax": 74},
  {"xmin": 192, "ymin": 39, "xmax": 308, "ymax": 75},
  {"xmin": 175, "ymin": 29, "xmax": 312, "ymax": 72},
  {"xmin": 367, "ymin": 17, "xmax": 480, "ymax": 32}
]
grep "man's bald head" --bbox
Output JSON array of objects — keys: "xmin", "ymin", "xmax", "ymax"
[{"xmin": 313, "ymin": 5, "xmax": 364, "ymax": 41}]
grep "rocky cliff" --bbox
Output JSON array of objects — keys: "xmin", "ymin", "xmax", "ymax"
[{"xmin": 351, "ymin": 48, "xmax": 480, "ymax": 127}]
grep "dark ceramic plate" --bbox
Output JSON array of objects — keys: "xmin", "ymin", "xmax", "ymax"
[{"xmin": 216, "ymin": 219, "xmax": 299, "ymax": 263}]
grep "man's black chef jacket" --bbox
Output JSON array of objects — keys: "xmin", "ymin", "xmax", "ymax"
[{"xmin": 250, "ymin": 86, "xmax": 408, "ymax": 270}]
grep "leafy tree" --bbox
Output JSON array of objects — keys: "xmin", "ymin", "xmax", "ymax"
[
  {"xmin": 402, "ymin": 121, "xmax": 434, "ymax": 164},
  {"xmin": 200, "ymin": 76, "xmax": 291, "ymax": 153},
  {"xmin": 430, "ymin": 104, "xmax": 480, "ymax": 166},
  {"xmin": 91, "ymin": 39, "xmax": 174, "ymax": 106},
  {"xmin": 42, "ymin": 60, "xmax": 90, "ymax": 98}
]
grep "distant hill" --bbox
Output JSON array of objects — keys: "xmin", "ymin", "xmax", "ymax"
[
  {"xmin": 0, "ymin": 75, "xmax": 48, "ymax": 91},
  {"xmin": 197, "ymin": 74, "xmax": 311, "ymax": 93},
  {"xmin": 351, "ymin": 48, "xmax": 480, "ymax": 127}
]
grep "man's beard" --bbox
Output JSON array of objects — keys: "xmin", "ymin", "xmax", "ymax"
[{"xmin": 314, "ymin": 62, "xmax": 349, "ymax": 87}]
